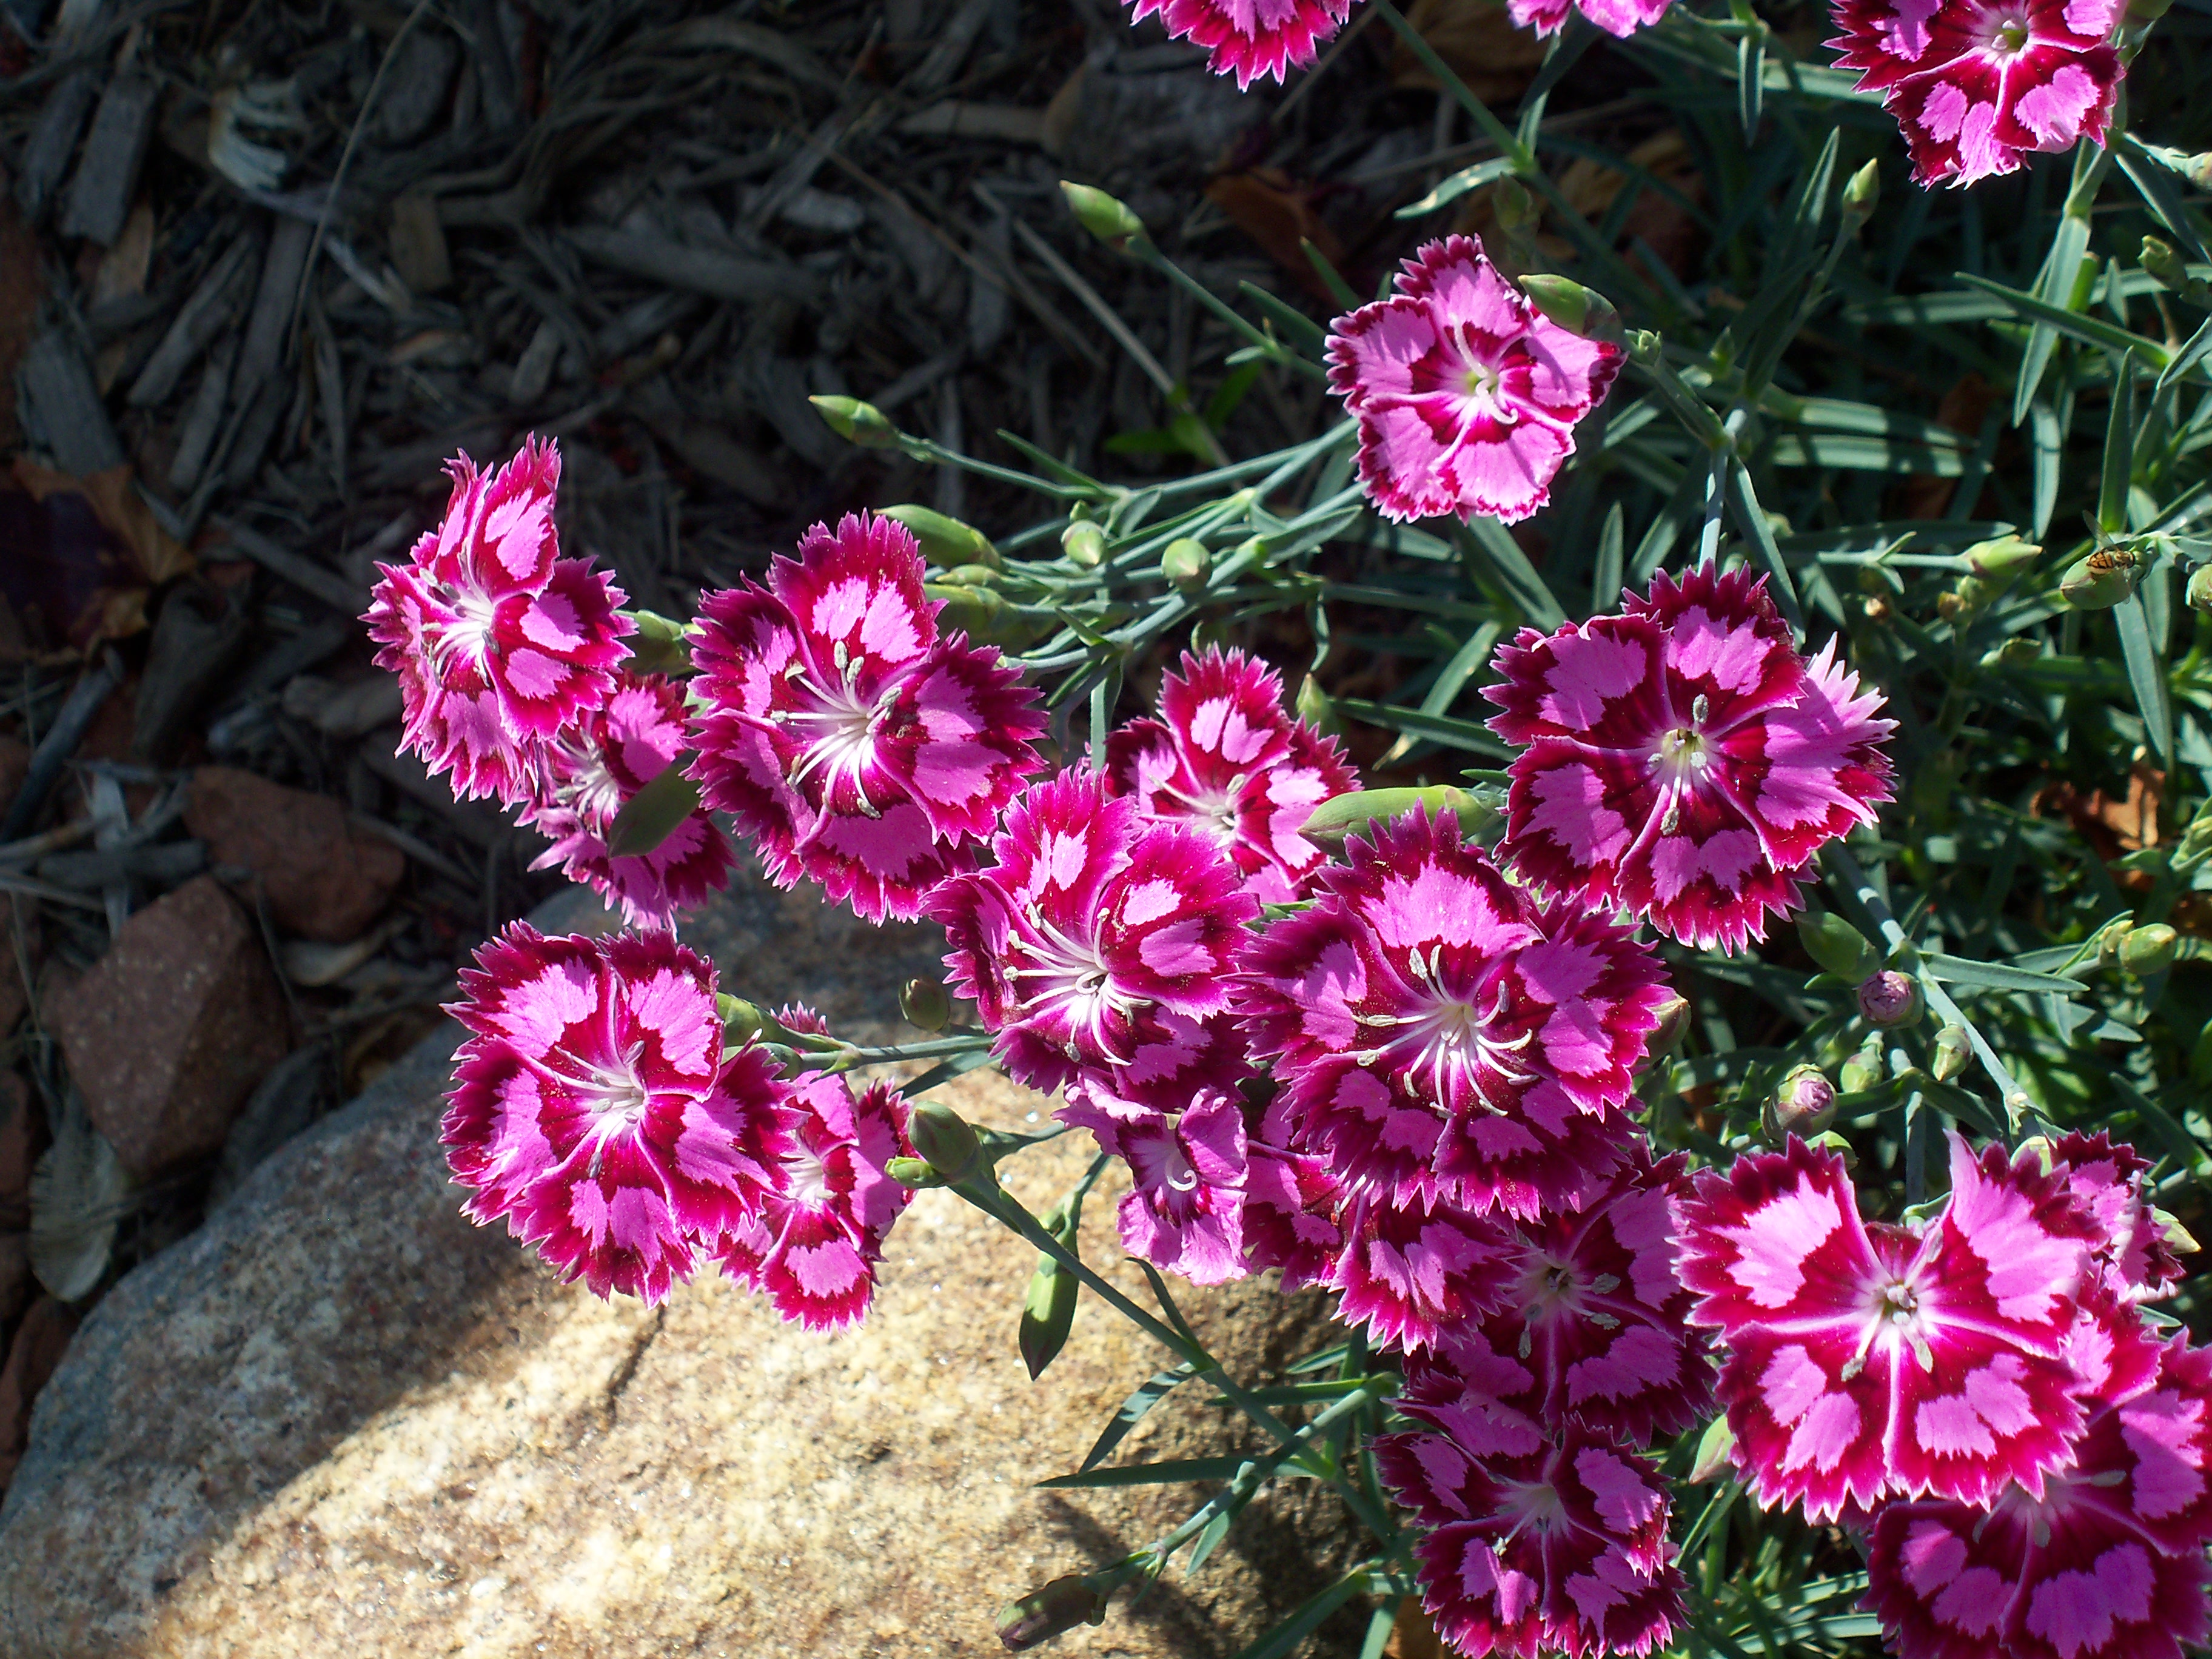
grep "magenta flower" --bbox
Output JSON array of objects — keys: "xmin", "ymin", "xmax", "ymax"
[
  {"xmin": 1863, "ymin": 1317, "xmax": 2212, "ymax": 1659},
  {"xmin": 689, "ymin": 512, "xmax": 1045, "ymax": 923},
  {"xmin": 1238, "ymin": 1087, "xmax": 1352, "ymax": 1287},
  {"xmin": 365, "ymin": 437, "xmax": 632, "ymax": 805},
  {"xmin": 1376, "ymin": 1419, "xmax": 1684, "ymax": 1658},
  {"xmin": 1125, "ymin": 0, "xmax": 1358, "ymax": 89},
  {"xmin": 1241, "ymin": 808, "xmax": 1669, "ymax": 1218},
  {"xmin": 441, "ymin": 924, "xmax": 780, "ymax": 1304},
  {"xmin": 1828, "ymin": 0, "xmax": 2123, "ymax": 188},
  {"xmin": 1326, "ymin": 236, "xmax": 1624, "ymax": 527},
  {"xmin": 1060, "ymin": 1087, "xmax": 1250, "ymax": 1285},
  {"xmin": 1406, "ymin": 1150, "xmax": 1712, "ymax": 1443},
  {"xmin": 2048, "ymin": 1131, "xmax": 2186, "ymax": 1303},
  {"xmin": 1485, "ymin": 566, "xmax": 1897, "ymax": 953},
  {"xmin": 523, "ymin": 671, "xmax": 733, "ymax": 929},
  {"xmin": 931, "ymin": 769, "xmax": 1258, "ymax": 1100},
  {"xmin": 1107, "ymin": 646, "xmax": 1356, "ymax": 906},
  {"xmin": 711, "ymin": 1070, "xmax": 914, "ymax": 1333},
  {"xmin": 1509, "ymin": 0, "xmax": 1670, "ymax": 39},
  {"xmin": 1678, "ymin": 1133, "xmax": 2099, "ymax": 1523},
  {"xmin": 1330, "ymin": 1186, "xmax": 1521, "ymax": 1352}
]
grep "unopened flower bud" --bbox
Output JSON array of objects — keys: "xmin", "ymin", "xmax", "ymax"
[
  {"xmin": 2191, "ymin": 153, "xmax": 2212, "ymax": 193},
  {"xmin": 1981, "ymin": 637, "xmax": 2040, "ymax": 669},
  {"xmin": 1858, "ymin": 970, "xmax": 1923, "ymax": 1028},
  {"xmin": 997, "ymin": 1574, "xmax": 1110, "ymax": 1650},
  {"xmin": 1862, "ymin": 594, "xmax": 1893, "ymax": 623},
  {"xmin": 718, "ymin": 994, "xmax": 766, "ymax": 1045},
  {"xmin": 1295, "ymin": 674, "xmax": 1340, "ymax": 735},
  {"xmin": 900, "ymin": 976, "xmax": 951, "ymax": 1033},
  {"xmin": 1061, "ymin": 519, "xmax": 1107, "ymax": 568},
  {"xmin": 1645, "ymin": 994, "xmax": 1691, "ymax": 1061},
  {"xmin": 880, "ymin": 504, "xmax": 999, "ymax": 571},
  {"xmin": 1161, "ymin": 537, "xmax": 1211, "ymax": 589},
  {"xmin": 2122, "ymin": 923, "xmax": 2178, "ymax": 977},
  {"xmin": 809, "ymin": 395, "xmax": 900, "ymax": 449},
  {"xmin": 1061, "ymin": 181, "xmax": 1146, "ymax": 249},
  {"xmin": 908, "ymin": 1101, "xmax": 981, "ymax": 1182},
  {"xmin": 885, "ymin": 1156, "xmax": 945, "ymax": 1188},
  {"xmin": 2187, "ymin": 562, "xmax": 2212, "ymax": 614},
  {"xmin": 1840, "ymin": 1034, "xmax": 1886, "ymax": 1095},
  {"xmin": 1519, "ymin": 274, "xmax": 1621, "ymax": 343},
  {"xmin": 1964, "ymin": 535, "xmax": 2040, "ymax": 583},
  {"xmin": 2142, "ymin": 235, "xmax": 2189, "ymax": 291},
  {"xmin": 1840, "ymin": 159, "xmax": 1880, "ymax": 229},
  {"xmin": 1766, "ymin": 1065, "xmax": 1838, "ymax": 1139},
  {"xmin": 1931, "ymin": 1024, "xmax": 1970, "ymax": 1082},
  {"xmin": 1799, "ymin": 912, "xmax": 1878, "ymax": 979},
  {"xmin": 2061, "ymin": 549, "xmax": 2139, "ymax": 610},
  {"xmin": 1937, "ymin": 591, "xmax": 1966, "ymax": 622},
  {"xmin": 2100, "ymin": 918, "xmax": 2136, "ymax": 967}
]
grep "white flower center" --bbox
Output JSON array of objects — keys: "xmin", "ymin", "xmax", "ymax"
[
  {"xmin": 1355, "ymin": 945, "xmax": 1537, "ymax": 1113},
  {"xmin": 783, "ymin": 1140, "xmax": 833, "ymax": 1207},
  {"xmin": 429, "ymin": 582, "xmax": 501, "ymax": 682},
  {"xmin": 1005, "ymin": 915, "xmax": 1148, "ymax": 1061},
  {"xmin": 575, "ymin": 1041, "xmax": 651, "ymax": 1176},
  {"xmin": 554, "ymin": 739, "xmax": 625, "ymax": 833},
  {"xmin": 1985, "ymin": 12, "xmax": 2029, "ymax": 52},
  {"xmin": 1158, "ymin": 776, "xmax": 1244, "ymax": 846},
  {"xmin": 774, "ymin": 643, "xmax": 901, "ymax": 809}
]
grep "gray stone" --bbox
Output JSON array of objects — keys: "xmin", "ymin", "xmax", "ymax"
[{"xmin": 0, "ymin": 873, "xmax": 1366, "ymax": 1657}]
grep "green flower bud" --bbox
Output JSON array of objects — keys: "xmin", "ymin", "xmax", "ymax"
[
  {"xmin": 2061, "ymin": 550, "xmax": 2139, "ymax": 611},
  {"xmin": 1981, "ymin": 637, "xmax": 2040, "ymax": 669},
  {"xmin": 939, "ymin": 562, "xmax": 999, "ymax": 587},
  {"xmin": 1931, "ymin": 1024, "xmax": 1971, "ymax": 1082},
  {"xmin": 623, "ymin": 609, "xmax": 694, "ymax": 676},
  {"xmin": 605, "ymin": 765, "xmax": 702, "ymax": 858},
  {"xmin": 1688, "ymin": 1414, "xmax": 1737, "ymax": 1484},
  {"xmin": 2099, "ymin": 918, "xmax": 2136, "ymax": 967},
  {"xmin": 885, "ymin": 1156, "xmax": 944, "ymax": 1190},
  {"xmin": 1518, "ymin": 274, "xmax": 1621, "ymax": 343},
  {"xmin": 1840, "ymin": 1034, "xmax": 1886, "ymax": 1095},
  {"xmin": 1295, "ymin": 674, "xmax": 1341, "ymax": 736},
  {"xmin": 1799, "ymin": 911, "xmax": 1879, "ymax": 980},
  {"xmin": 1061, "ymin": 519, "xmax": 1107, "ymax": 568},
  {"xmin": 908, "ymin": 1101, "xmax": 981, "ymax": 1183},
  {"xmin": 1060, "ymin": 181, "xmax": 1146, "ymax": 249},
  {"xmin": 2191, "ymin": 153, "xmax": 2212, "ymax": 194},
  {"xmin": 1840, "ymin": 159, "xmax": 1880, "ymax": 229},
  {"xmin": 809, "ymin": 395, "xmax": 900, "ymax": 449},
  {"xmin": 2142, "ymin": 235, "xmax": 2190, "ymax": 291},
  {"xmin": 1644, "ymin": 994, "xmax": 1691, "ymax": 1062},
  {"xmin": 1857, "ymin": 970, "xmax": 1924, "ymax": 1028},
  {"xmin": 879, "ymin": 504, "xmax": 1000, "ymax": 570},
  {"xmin": 997, "ymin": 1574, "xmax": 1110, "ymax": 1650},
  {"xmin": 1766, "ymin": 1065, "xmax": 1838, "ymax": 1140},
  {"xmin": 1302, "ymin": 786, "xmax": 1490, "ymax": 850},
  {"xmin": 718, "ymin": 995, "xmax": 766, "ymax": 1045},
  {"xmin": 1963, "ymin": 534, "xmax": 2040, "ymax": 583},
  {"xmin": 2187, "ymin": 562, "xmax": 2212, "ymax": 614},
  {"xmin": 900, "ymin": 976, "xmax": 951, "ymax": 1033},
  {"xmin": 1161, "ymin": 537, "xmax": 1211, "ymax": 589},
  {"xmin": 2122, "ymin": 923, "xmax": 2178, "ymax": 977}
]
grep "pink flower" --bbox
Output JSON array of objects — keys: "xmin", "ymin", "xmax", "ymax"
[
  {"xmin": 1485, "ymin": 566, "xmax": 1896, "ymax": 952},
  {"xmin": 1240, "ymin": 808, "xmax": 1669, "ymax": 1218},
  {"xmin": 689, "ymin": 512, "xmax": 1045, "ymax": 923},
  {"xmin": 1107, "ymin": 647, "xmax": 1356, "ymax": 905},
  {"xmin": 930, "ymin": 769, "xmax": 1258, "ymax": 1101},
  {"xmin": 1238, "ymin": 1085, "xmax": 1352, "ymax": 1287},
  {"xmin": 1126, "ymin": 0, "xmax": 1359, "ymax": 89},
  {"xmin": 1331, "ymin": 1186, "xmax": 1522, "ymax": 1352},
  {"xmin": 1376, "ymin": 1419, "xmax": 1684, "ymax": 1658},
  {"xmin": 711, "ymin": 1070, "xmax": 915, "ymax": 1333},
  {"xmin": 365, "ymin": 437, "xmax": 632, "ymax": 805},
  {"xmin": 441, "ymin": 924, "xmax": 780, "ymax": 1304},
  {"xmin": 1678, "ymin": 1133, "xmax": 2099, "ymax": 1523},
  {"xmin": 2047, "ymin": 1131, "xmax": 2186, "ymax": 1303},
  {"xmin": 1405, "ymin": 1150, "xmax": 1712, "ymax": 1444},
  {"xmin": 1326, "ymin": 236, "xmax": 1623, "ymax": 526},
  {"xmin": 522, "ymin": 671, "xmax": 733, "ymax": 929},
  {"xmin": 1828, "ymin": 0, "xmax": 2123, "ymax": 188},
  {"xmin": 1509, "ymin": 0, "xmax": 1670, "ymax": 39},
  {"xmin": 1059, "ymin": 1087, "xmax": 1251, "ymax": 1285},
  {"xmin": 1864, "ymin": 1316, "xmax": 2212, "ymax": 1659}
]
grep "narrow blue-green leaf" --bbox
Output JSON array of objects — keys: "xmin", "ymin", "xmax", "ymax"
[
  {"xmin": 1335, "ymin": 699, "xmax": 1512, "ymax": 759},
  {"xmin": 1228, "ymin": 1566, "xmax": 1376, "ymax": 1659},
  {"xmin": 2117, "ymin": 138, "xmax": 2211, "ymax": 262},
  {"xmin": 1302, "ymin": 238, "xmax": 1361, "ymax": 310},
  {"xmin": 1724, "ymin": 461, "xmax": 1804, "ymax": 631},
  {"xmin": 2158, "ymin": 317, "xmax": 2212, "ymax": 394},
  {"xmin": 1962, "ymin": 272, "xmax": 2171, "ymax": 369},
  {"xmin": 2114, "ymin": 593, "xmax": 2176, "ymax": 767},
  {"xmin": 1185, "ymin": 1507, "xmax": 1235, "ymax": 1575},
  {"xmin": 1593, "ymin": 500, "xmax": 1626, "ymax": 611},
  {"xmin": 1737, "ymin": 32, "xmax": 1763, "ymax": 135},
  {"xmin": 1767, "ymin": 394, "xmax": 1971, "ymax": 447},
  {"xmin": 897, "ymin": 1043, "xmax": 999, "ymax": 1099},
  {"xmin": 606, "ymin": 765, "xmax": 702, "ymax": 857},
  {"xmin": 1764, "ymin": 434, "xmax": 1969, "ymax": 475},
  {"xmin": 1081, "ymin": 1363, "xmax": 1196, "ymax": 1471},
  {"xmin": 1039, "ymin": 1456, "xmax": 1249, "ymax": 1490},
  {"xmin": 1452, "ymin": 517, "xmax": 1567, "ymax": 628},
  {"xmin": 1237, "ymin": 281, "xmax": 1328, "ymax": 352},
  {"xmin": 1358, "ymin": 1598, "xmax": 1403, "ymax": 1659},
  {"xmin": 2013, "ymin": 145, "xmax": 2106, "ymax": 424},
  {"xmin": 2100, "ymin": 363, "xmax": 2137, "ymax": 535},
  {"xmin": 2028, "ymin": 400, "xmax": 2062, "ymax": 537},
  {"xmin": 1395, "ymin": 155, "xmax": 1517, "ymax": 220},
  {"xmin": 1921, "ymin": 953, "xmax": 2085, "ymax": 994}
]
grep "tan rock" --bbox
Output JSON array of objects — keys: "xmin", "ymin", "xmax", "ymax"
[
  {"xmin": 183, "ymin": 767, "xmax": 406, "ymax": 943},
  {"xmin": 44, "ymin": 876, "xmax": 290, "ymax": 1178},
  {"xmin": 0, "ymin": 881, "xmax": 1368, "ymax": 1658}
]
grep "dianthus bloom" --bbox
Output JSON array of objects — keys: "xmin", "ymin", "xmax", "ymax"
[
  {"xmin": 1107, "ymin": 646, "xmax": 1356, "ymax": 905},
  {"xmin": 1241, "ymin": 808, "xmax": 1670, "ymax": 1218},
  {"xmin": 523, "ymin": 671, "xmax": 733, "ymax": 929},
  {"xmin": 2047, "ymin": 1131, "xmax": 2185, "ymax": 1303},
  {"xmin": 1376, "ymin": 1416, "xmax": 1684, "ymax": 1658},
  {"xmin": 711, "ymin": 1066, "xmax": 914, "ymax": 1332},
  {"xmin": 1509, "ymin": 0, "xmax": 1669, "ymax": 39},
  {"xmin": 441, "ymin": 924, "xmax": 779, "ymax": 1303},
  {"xmin": 1864, "ymin": 1307, "xmax": 2212, "ymax": 1659},
  {"xmin": 364, "ymin": 437, "xmax": 632, "ymax": 804},
  {"xmin": 1678, "ymin": 1133, "xmax": 2099, "ymax": 1522},
  {"xmin": 1059, "ymin": 1085, "xmax": 1251, "ymax": 1285},
  {"xmin": 931, "ymin": 769, "xmax": 1258, "ymax": 1101},
  {"xmin": 1827, "ymin": 0, "xmax": 2122, "ymax": 187},
  {"xmin": 1126, "ymin": 0, "xmax": 1358, "ymax": 89},
  {"xmin": 688, "ymin": 512, "xmax": 1045, "ymax": 923},
  {"xmin": 1326, "ymin": 236, "xmax": 1623, "ymax": 526},
  {"xmin": 1404, "ymin": 1150, "xmax": 1712, "ymax": 1443},
  {"xmin": 1485, "ymin": 566, "xmax": 1895, "ymax": 953}
]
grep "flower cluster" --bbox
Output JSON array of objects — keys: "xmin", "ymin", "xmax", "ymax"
[{"xmin": 1680, "ymin": 1131, "xmax": 2212, "ymax": 1659}]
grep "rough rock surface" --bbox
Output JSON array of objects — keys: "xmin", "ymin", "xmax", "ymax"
[
  {"xmin": 0, "ymin": 874, "xmax": 1367, "ymax": 1658},
  {"xmin": 183, "ymin": 767, "xmax": 406, "ymax": 943},
  {"xmin": 43, "ymin": 876, "xmax": 290, "ymax": 1178}
]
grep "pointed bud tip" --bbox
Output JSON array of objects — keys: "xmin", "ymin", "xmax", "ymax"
[
  {"xmin": 1857, "ymin": 970, "xmax": 1923, "ymax": 1028},
  {"xmin": 908, "ymin": 1101, "xmax": 981, "ymax": 1183},
  {"xmin": 810, "ymin": 395, "xmax": 900, "ymax": 449},
  {"xmin": 900, "ymin": 976, "xmax": 951, "ymax": 1033},
  {"xmin": 1059, "ymin": 181, "xmax": 1146, "ymax": 248}
]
